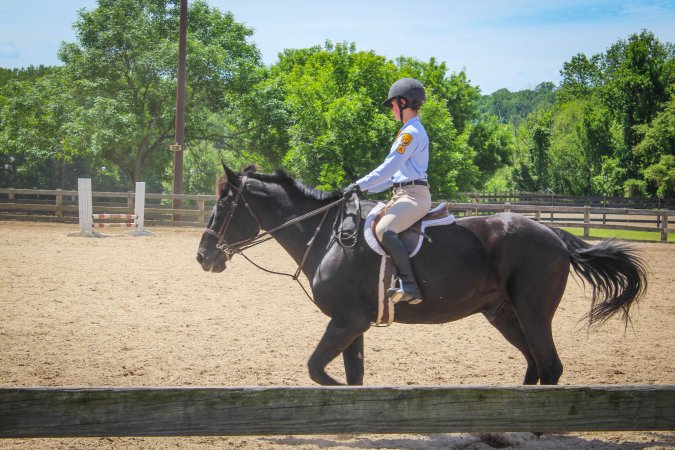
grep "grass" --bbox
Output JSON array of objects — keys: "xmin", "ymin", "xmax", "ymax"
[{"xmin": 561, "ymin": 227, "xmax": 673, "ymax": 243}]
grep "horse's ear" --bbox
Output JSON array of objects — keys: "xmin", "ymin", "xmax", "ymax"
[
  {"xmin": 242, "ymin": 163, "xmax": 258, "ymax": 174},
  {"xmin": 221, "ymin": 160, "xmax": 239, "ymax": 184}
]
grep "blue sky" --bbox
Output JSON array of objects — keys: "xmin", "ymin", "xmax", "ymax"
[{"xmin": 1, "ymin": 0, "xmax": 674, "ymax": 94}]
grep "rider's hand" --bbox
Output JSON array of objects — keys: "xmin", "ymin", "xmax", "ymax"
[{"xmin": 343, "ymin": 183, "xmax": 361, "ymax": 199}]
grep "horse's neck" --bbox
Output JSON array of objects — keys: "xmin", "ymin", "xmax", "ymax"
[{"xmin": 255, "ymin": 197, "xmax": 336, "ymax": 277}]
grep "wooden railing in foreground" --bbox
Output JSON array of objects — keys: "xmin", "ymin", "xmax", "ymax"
[
  {"xmin": 1, "ymin": 385, "xmax": 673, "ymax": 437},
  {"xmin": 1, "ymin": 187, "xmax": 674, "ymax": 240}
]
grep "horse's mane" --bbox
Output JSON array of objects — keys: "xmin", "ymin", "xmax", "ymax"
[{"xmin": 217, "ymin": 164, "xmax": 342, "ymax": 202}]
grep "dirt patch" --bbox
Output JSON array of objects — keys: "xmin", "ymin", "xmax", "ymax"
[{"xmin": 1, "ymin": 221, "xmax": 673, "ymax": 449}]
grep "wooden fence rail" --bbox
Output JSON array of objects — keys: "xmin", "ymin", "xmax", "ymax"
[
  {"xmin": 461, "ymin": 191, "xmax": 675, "ymax": 210},
  {"xmin": 448, "ymin": 202, "xmax": 675, "ymax": 241},
  {"xmin": 1, "ymin": 187, "xmax": 674, "ymax": 240},
  {"xmin": 0, "ymin": 385, "xmax": 673, "ymax": 438}
]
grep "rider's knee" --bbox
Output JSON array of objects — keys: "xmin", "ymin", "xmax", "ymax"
[{"xmin": 375, "ymin": 222, "xmax": 391, "ymax": 242}]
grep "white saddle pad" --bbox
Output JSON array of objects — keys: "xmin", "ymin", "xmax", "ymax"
[{"xmin": 364, "ymin": 202, "xmax": 456, "ymax": 258}]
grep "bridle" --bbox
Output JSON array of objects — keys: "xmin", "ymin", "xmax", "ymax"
[
  {"xmin": 203, "ymin": 176, "xmax": 263, "ymax": 259},
  {"xmin": 203, "ymin": 175, "xmax": 348, "ymax": 301}
]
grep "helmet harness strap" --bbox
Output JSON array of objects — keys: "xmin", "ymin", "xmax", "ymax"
[{"xmin": 396, "ymin": 96, "xmax": 406, "ymax": 122}]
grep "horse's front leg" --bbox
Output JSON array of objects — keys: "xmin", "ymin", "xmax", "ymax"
[
  {"xmin": 343, "ymin": 334, "xmax": 364, "ymax": 385},
  {"xmin": 308, "ymin": 318, "xmax": 369, "ymax": 386}
]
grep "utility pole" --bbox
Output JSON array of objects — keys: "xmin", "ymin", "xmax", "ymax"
[{"xmin": 171, "ymin": 0, "xmax": 187, "ymax": 221}]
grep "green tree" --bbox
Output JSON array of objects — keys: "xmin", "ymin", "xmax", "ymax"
[
  {"xmin": 559, "ymin": 53, "xmax": 603, "ymax": 101},
  {"xmin": 595, "ymin": 30, "xmax": 675, "ymax": 185},
  {"xmin": 529, "ymin": 124, "xmax": 551, "ymax": 190},
  {"xmin": 528, "ymin": 30, "xmax": 674, "ymax": 196},
  {"xmin": 391, "ymin": 57, "xmax": 483, "ymax": 195},
  {"xmin": 549, "ymin": 100, "xmax": 616, "ymax": 194},
  {"xmin": 261, "ymin": 42, "xmax": 481, "ymax": 197},
  {"xmin": 634, "ymin": 96, "xmax": 675, "ymax": 168},
  {"xmin": 635, "ymin": 97, "xmax": 675, "ymax": 197},
  {"xmin": 270, "ymin": 42, "xmax": 394, "ymax": 189},
  {"xmin": 0, "ymin": 65, "xmax": 54, "ymax": 87},
  {"xmin": 601, "ymin": 31, "xmax": 673, "ymax": 147},
  {"xmin": 0, "ymin": 68, "xmax": 86, "ymax": 188},
  {"xmin": 593, "ymin": 156, "xmax": 627, "ymax": 197},
  {"xmin": 467, "ymin": 115, "xmax": 514, "ymax": 186},
  {"xmin": 477, "ymin": 82, "xmax": 557, "ymax": 130},
  {"xmin": 424, "ymin": 96, "xmax": 478, "ymax": 198},
  {"xmin": 510, "ymin": 110, "xmax": 552, "ymax": 192},
  {"xmin": 643, "ymin": 154, "xmax": 675, "ymax": 198},
  {"xmin": 58, "ymin": 0, "xmax": 262, "ymax": 187},
  {"xmin": 228, "ymin": 70, "xmax": 290, "ymax": 169}
]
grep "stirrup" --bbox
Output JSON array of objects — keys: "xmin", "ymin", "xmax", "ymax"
[{"xmin": 387, "ymin": 286, "xmax": 423, "ymax": 305}]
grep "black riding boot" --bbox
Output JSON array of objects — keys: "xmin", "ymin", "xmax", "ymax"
[{"xmin": 380, "ymin": 230, "xmax": 423, "ymax": 304}]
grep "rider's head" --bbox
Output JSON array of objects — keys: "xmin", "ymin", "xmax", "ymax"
[{"xmin": 382, "ymin": 78, "xmax": 426, "ymax": 122}]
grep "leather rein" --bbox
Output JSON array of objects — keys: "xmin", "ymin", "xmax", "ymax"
[{"xmin": 203, "ymin": 176, "xmax": 348, "ymax": 301}]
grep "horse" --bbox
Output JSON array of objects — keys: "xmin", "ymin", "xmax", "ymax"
[{"xmin": 197, "ymin": 164, "xmax": 648, "ymax": 386}]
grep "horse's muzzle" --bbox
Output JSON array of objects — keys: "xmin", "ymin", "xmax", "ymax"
[{"xmin": 196, "ymin": 249, "xmax": 227, "ymax": 273}]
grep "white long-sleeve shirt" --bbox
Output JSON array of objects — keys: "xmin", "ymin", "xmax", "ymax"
[{"xmin": 356, "ymin": 116, "xmax": 429, "ymax": 193}]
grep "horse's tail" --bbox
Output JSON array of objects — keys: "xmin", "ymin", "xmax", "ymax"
[{"xmin": 550, "ymin": 227, "xmax": 648, "ymax": 327}]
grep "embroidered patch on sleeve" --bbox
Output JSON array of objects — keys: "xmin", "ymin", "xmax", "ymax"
[
  {"xmin": 396, "ymin": 145, "xmax": 406, "ymax": 154},
  {"xmin": 400, "ymin": 133, "xmax": 413, "ymax": 145}
]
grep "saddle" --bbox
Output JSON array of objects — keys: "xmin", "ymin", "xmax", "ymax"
[
  {"xmin": 363, "ymin": 202, "xmax": 455, "ymax": 326},
  {"xmin": 364, "ymin": 202, "xmax": 456, "ymax": 257}
]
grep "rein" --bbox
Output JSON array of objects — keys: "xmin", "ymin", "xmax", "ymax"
[{"xmin": 204, "ymin": 176, "xmax": 348, "ymax": 302}]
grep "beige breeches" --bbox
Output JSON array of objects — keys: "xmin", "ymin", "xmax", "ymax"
[{"xmin": 375, "ymin": 185, "xmax": 432, "ymax": 241}]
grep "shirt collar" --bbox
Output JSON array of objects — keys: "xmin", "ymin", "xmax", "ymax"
[{"xmin": 402, "ymin": 116, "xmax": 420, "ymax": 127}]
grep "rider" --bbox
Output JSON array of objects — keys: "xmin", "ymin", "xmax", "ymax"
[{"xmin": 343, "ymin": 78, "xmax": 431, "ymax": 305}]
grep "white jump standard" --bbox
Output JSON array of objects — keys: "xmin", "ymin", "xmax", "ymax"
[{"xmin": 69, "ymin": 178, "xmax": 153, "ymax": 237}]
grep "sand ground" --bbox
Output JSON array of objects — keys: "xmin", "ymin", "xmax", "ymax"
[{"xmin": 0, "ymin": 221, "xmax": 673, "ymax": 449}]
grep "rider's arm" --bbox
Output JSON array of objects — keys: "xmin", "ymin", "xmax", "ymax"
[{"xmin": 356, "ymin": 134, "xmax": 415, "ymax": 192}]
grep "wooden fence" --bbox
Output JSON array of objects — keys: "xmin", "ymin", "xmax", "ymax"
[
  {"xmin": 461, "ymin": 191, "xmax": 675, "ymax": 210},
  {"xmin": 0, "ymin": 187, "xmax": 215, "ymax": 227},
  {"xmin": 1, "ymin": 385, "xmax": 673, "ymax": 437},
  {"xmin": 448, "ymin": 202, "xmax": 675, "ymax": 241},
  {"xmin": 1, "ymin": 187, "xmax": 674, "ymax": 240}
]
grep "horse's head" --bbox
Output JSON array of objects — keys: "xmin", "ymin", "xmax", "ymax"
[{"xmin": 197, "ymin": 163, "xmax": 262, "ymax": 272}]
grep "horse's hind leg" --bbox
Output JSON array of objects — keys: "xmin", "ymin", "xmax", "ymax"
[
  {"xmin": 343, "ymin": 334, "xmax": 364, "ymax": 385},
  {"xmin": 509, "ymin": 274, "xmax": 567, "ymax": 385},
  {"xmin": 519, "ymin": 317, "xmax": 563, "ymax": 385},
  {"xmin": 308, "ymin": 318, "xmax": 369, "ymax": 386},
  {"xmin": 487, "ymin": 303, "xmax": 539, "ymax": 385}
]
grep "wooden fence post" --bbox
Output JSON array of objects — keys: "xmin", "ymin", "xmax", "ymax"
[
  {"xmin": 198, "ymin": 197, "xmax": 206, "ymax": 224},
  {"xmin": 584, "ymin": 206, "xmax": 591, "ymax": 239},
  {"xmin": 55, "ymin": 189, "xmax": 63, "ymax": 218},
  {"xmin": 504, "ymin": 202, "xmax": 511, "ymax": 213},
  {"xmin": 662, "ymin": 214, "xmax": 669, "ymax": 242}
]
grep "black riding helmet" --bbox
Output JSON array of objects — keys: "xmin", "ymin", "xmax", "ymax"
[{"xmin": 382, "ymin": 78, "xmax": 426, "ymax": 121}]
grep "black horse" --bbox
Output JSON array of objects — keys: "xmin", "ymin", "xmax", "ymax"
[{"xmin": 197, "ymin": 164, "xmax": 648, "ymax": 386}]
